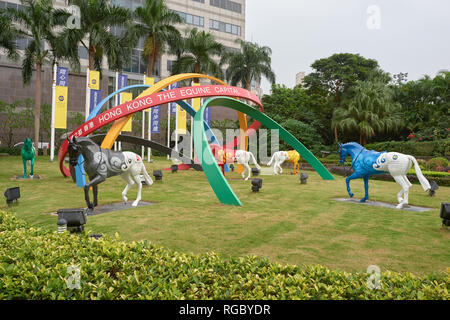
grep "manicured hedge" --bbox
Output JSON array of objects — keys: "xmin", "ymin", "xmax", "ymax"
[
  {"xmin": 0, "ymin": 211, "xmax": 448, "ymax": 300},
  {"xmin": 365, "ymin": 139, "xmax": 450, "ymax": 157}
]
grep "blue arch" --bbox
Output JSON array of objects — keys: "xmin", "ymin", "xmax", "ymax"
[{"xmin": 75, "ymin": 84, "xmax": 219, "ymax": 187}]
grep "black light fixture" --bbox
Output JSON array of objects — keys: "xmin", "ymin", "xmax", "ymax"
[
  {"xmin": 153, "ymin": 170, "xmax": 163, "ymax": 181},
  {"xmin": 57, "ymin": 208, "xmax": 87, "ymax": 233},
  {"xmin": 252, "ymin": 168, "xmax": 260, "ymax": 177},
  {"xmin": 429, "ymin": 181, "xmax": 439, "ymax": 197},
  {"xmin": 300, "ymin": 173, "xmax": 309, "ymax": 184},
  {"xmin": 171, "ymin": 164, "xmax": 178, "ymax": 173},
  {"xmin": 251, "ymin": 178, "xmax": 263, "ymax": 192},
  {"xmin": 4, "ymin": 187, "xmax": 20, "ymax": 205},
  {"xmin": 440, "ymin": 203, "xmax": 450, "ymax": 227}
]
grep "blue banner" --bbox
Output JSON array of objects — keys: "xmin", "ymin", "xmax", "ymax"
[
  {"xmin": 170, "ymin": 82, "xmax": 178, "ymax": 114},
  {"xmin": 89, "ymin": 89, "xmax": 101, "ymax": 113},
  {"xmin": 56, "ymin": 67, "xmax": 69, "ymax": 87},
  {"xmin": 204, "ymin": 107, "xmax": 211, "ymax": 127},
  {"xmin": 118, "ymin": 74, "xmax": 128, "ymax": 90},
  {"xmin": 151, "ymin": 106, "xmax": 161, "ymax": 134}
]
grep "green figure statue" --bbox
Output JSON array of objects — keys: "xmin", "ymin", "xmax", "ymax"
[{"xmin": 21, "ymin": 138, "xmax": 36, "ymax": 178}]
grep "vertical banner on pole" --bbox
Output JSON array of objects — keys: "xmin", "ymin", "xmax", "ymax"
[
  {"xmin": 170, "ymin": 82, "xmax": 179, "ymax": 114},
  {"xmin": 151, "ymin": 106, "xmax": 160, "ymax": 134},
  {"xmin": 121, "ymin": 92, "xmax": 133, "ymax": 132},
  {"xmin": 55, "ymin": 66, "xmax": 69, "ymax": 129},
  {"xmin": 89, "ymin": 70, "xmax": 101, "ymax": 113},
  {"xmin": 176, "ymin": 106, "xmax": 187, "ymax": 135},
  {"xmin": 204, "ymin": 105, "xmax": 211, "ymax": 127},
  {"xmin": 145, "ymin": 77, "xmax": 155, "ymax": 161}
]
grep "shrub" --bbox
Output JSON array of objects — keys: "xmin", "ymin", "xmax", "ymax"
[
  {"xmin": 365, "ymin": 139, "xmax": 450, "ymax": 157},
  {"xmin": 0, "ymin": 210, "xmax": 448, "ymax": 300},
  {"xmin": 427, "ymin": 157, "xmax": 449, "ymax": 171}
]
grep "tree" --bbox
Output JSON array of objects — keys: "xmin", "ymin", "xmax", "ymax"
[
  {"xmin": 304, "ymin": 53, "xmax": 385, "ymax": 142},
  {"xmin": 332, "ymin": 80, "xmax": 402, "ymax": 145},
  {"xmin": 0, "ymin": 9, "xmax": 19, "ymax": 60},
  {"xmin": 222, "ymin": 39, "xmax": 275, "ymax": 90},
  {"xmin": 0, "ymin": 99, "xmax": 34, "ymax": 148},
  {"xmin": 132, "ymin": 0, "xmax": 182, "ymax": 77},
  {"xmin": 66, "ymin": 0, "xmax": 132, "ymax": 71},
  {"xmin": 6, "ymin": 0, "xmax": 71, "ymax": 151},
  {"xmin": 169, "ymin": 28, "xmax": 224, "ymax": 83}
]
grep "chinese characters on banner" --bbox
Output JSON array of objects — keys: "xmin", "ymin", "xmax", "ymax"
[
  {"xmin": 151, "ymin": 106, "xmax": 160, "ymax": 134},
  {"xmin": 55, "ymin": 66, "xmax": 69, "ymax": 129},
  {"xmin": 89, "ymin": 70, "xmax": 101, "ymax": 113},
  {"xmin": 170, "ymin": 82, "xmax": 179, "ymax": 114},
  {"xmin": 204, "ymin": 107, "xmax": 211, "ymax": 127}
]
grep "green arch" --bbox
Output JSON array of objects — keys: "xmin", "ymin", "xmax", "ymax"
[{"xmin": 193, "ymin": 97, "xmax": 335, "ymax": 206}]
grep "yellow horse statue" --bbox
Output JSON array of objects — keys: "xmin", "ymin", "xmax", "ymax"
[{"xmin": 267, "ymin": 150, "xmax": 301, "ymax": 175}]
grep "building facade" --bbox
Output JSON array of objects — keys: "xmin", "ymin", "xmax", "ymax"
[{"xmin": 0, "ymin": 0, "xmax": 246, "ymax": 146}]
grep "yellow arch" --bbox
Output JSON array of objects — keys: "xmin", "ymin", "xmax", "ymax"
[{"xmin": 100, "ymin": 73, "xmax": 249, "ymax": 150}]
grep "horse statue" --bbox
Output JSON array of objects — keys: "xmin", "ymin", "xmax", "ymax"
[
  {"xmin": 67, "ymin": 136, "xmax": 153, "ymax": 209},
  {"xmin": 21, "ymin": 138, "xmax": 36, "ymax": 178},
  {"xmin": 338, "ymin": 142, "xmax": 431, "ymax": 209},
  {"xmin": 233, "ymin": 150, "xmax": 261, "ymax": 180},
  {"xmin": 267, "ymin": 150, "xmax": 301, "ymax": 175}
]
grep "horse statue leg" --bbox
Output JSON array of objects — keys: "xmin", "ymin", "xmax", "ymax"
[
  {"xmin": 345, "ymin": 172, "xmax": 362, "ymax": 199},
  {"xmin": 392, "ymin": 175, "xmax": 411, "ymax": 209},
  {"xmin": 361, "ymin": 176, "xmax": 370, "ymax": 202},
  {"xmin": 244, "ymin": 162, "xmax": 251, "ymax": 180},
  {"xmin": 84, "ymin": 175, "xmax": 105, "ymax": 209},
  {"xmin": 92, "ymin": 185, "xmax": 98, "ymax": 208},
  {"xmin": 120, "ymin": 175, "xmax": 135, "ymax": 204},
  {"xmin": 30, "ymin": 157, "xmax": 34, "ymax": 178},
  {"xmin": 22, "ymin": 158, "xmax": 27, "ymax": 178}
]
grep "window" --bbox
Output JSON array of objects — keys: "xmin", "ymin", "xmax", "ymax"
[
  {"xmin": 209, "ymin": 19, "xmax": 241, "ymax": 36},
  {"xmin": 77, "ymin": 46, "xmax": 88, "ymax": 60},
  {"xmin": 210, "ymin": 0, "xmax": 242, "ymax": 14},
  {"xmin": 192, "ymin": 0, "xmax": 205, "ymax": 3},
  {"xmin": 167, "ymin": 60, "xmax": 175, "ymax": 72},
  {"xmin": 172, "ymin": 10, "xmax": 204, "ymax": 27}
]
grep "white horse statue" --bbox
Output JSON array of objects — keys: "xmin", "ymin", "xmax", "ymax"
[
  {"xmin": 339, "ymin": 142, "xmax": 431, "ymax": 209},
  {"xmin": 233, "ymin": 150, "xmax": 261, "ymax": 180}
]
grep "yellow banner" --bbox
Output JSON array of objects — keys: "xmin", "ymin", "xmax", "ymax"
[
  {"xmin": 89, "ymin": 70, "xmax": 100, "ymax": 90},
  {"xmin": 144, "ymin": 77, "xmax": 154, "ymax": 112},
  {"xmin": 55, "ymin": 86, "xmax": 68, "ymax": 129},
  {"xmin": 121, "ymin": 92, "xmax": 133, "ymax": 132},
  {"xmin": 192, "ymin": 82, "xmax": 201, "ymax": 111},
  {"xmin": 176, "ymin": 105, "xmax": 187, "ymax": 135}
]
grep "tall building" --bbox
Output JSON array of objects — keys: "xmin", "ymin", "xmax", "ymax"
[
  {"xmin": 0, "ymin": 0, "xmax": 246, "ymax": 145},
  {"xmin": 295, "ymin": 71, "xmax": 306, "ymax": 87}
]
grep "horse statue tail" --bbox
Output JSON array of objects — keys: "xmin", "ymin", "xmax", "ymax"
[
  {"xmin": 267, "ymin": 153, "xmax": 276, "ymax": 166},
  {"xmin": 249, "ymin": 152, "xmax": 261, "ymax": 170},
  {"xmin": 141, "ymin": 163, "xmax": 154, "ymax": 186},
  {"xmin": 408, "ymin": 156, "xmax": 431, "ymax": 191}
]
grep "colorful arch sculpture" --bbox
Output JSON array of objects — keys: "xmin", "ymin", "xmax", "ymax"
[
  {"xmin": 193, "ymin": 97, "xmax": 335, "ymax": 206},
  {"xmin": 58, "ymin": 84, "xmax": 262, "ymax": 178}
]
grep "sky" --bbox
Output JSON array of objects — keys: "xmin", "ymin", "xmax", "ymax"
[{"xmin": 245, "ymin": 0, "xmax": 450, "ymax": 94}]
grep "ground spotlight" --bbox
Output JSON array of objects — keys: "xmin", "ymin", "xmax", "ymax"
[
  {"xmin": 300, "ymin": 173, "xmax": 309, "ymax": 184},
  {"xmin": 153, "ymin": 170, "xmax": 163, "ymax": 181},
  {"xmin": 4, "ymin": 187, "xmax": 20, "ymax": 205},
  {"xmin": 251, "ymin": 178, "xmax": 263, "ymax": 192},
  {"xmin": 171, "ymin": 164, "xmax": 178, "ymax": 173},
  {"xmin": 252, "ymin": 168, "xmax": 260, "ymax": 177},
  {"xmin": 440, "ymin": 203, "xmax": 450, "ymax": 227},
  {"xmin": 57, "ymin": 208, "xmax": 87, "ymax": 233}
]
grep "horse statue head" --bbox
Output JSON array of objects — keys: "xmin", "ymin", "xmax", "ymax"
[
  {"xmin": 67, "ymin": 137, "xmax": 82, "ymax": 167},
  {"xmin": 23, "ymin": 138, "xmax": 33, "ymax": 151}
]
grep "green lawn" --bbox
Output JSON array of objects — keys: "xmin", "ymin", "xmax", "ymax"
[{"xmin": 1, "ymin": 155, "xmax": 449, "ymax": 274}]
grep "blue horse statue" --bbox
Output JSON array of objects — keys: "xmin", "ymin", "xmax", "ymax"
[{"xmin": 338, "ymin": 142, "xmax": 431, "ymax": 209}]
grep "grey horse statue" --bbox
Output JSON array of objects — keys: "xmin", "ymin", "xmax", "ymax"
[{"xmin": 67, "ymin": 136, "xmax": 153, "ymax": 209}]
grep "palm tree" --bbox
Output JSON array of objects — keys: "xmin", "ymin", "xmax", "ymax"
[
  {"xmin": 65, "ymin": 0, "xmax": 132, "ymax": 71},
  {"xmin": 0, "ymin": 9, "xmax": 19, "ymax": 60},
  {"xmin": 332, "ymin": 80, "xmax": 402, "ymax": 145},
  {"xmin": 132, "ymin": 0, "xmax": 182, "ymax": 77},
  {"xmin": 222, "ymin": 39, "xmax": 275, "ymax": 90},
  {"xmin": 170, "ymin": 28, "xmax": 224, "ymax": 83},
  {"xmin": 5, "ymin": 0, "xmax": 73, "ymax": 150}
]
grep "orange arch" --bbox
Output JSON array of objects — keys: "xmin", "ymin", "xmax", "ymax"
[{"xmin": 101, "ymin": 73, "xmax": 249, "ymax": 150}]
